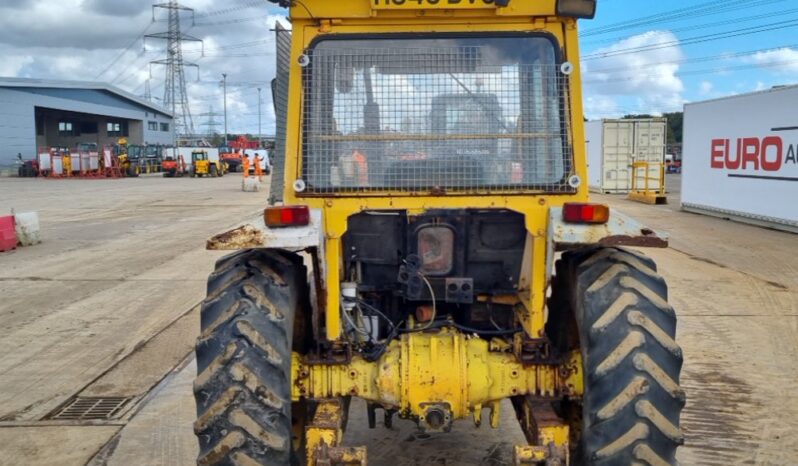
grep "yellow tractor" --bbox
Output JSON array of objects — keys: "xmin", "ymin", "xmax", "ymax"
[
  {"xmin": 196, "ymin": 1, "xmax": 684, "ymax": 465},
  {"xmin": 115, "ymin": 138, "xmax": 141, "ymax": 177},
  {"xmin": 190, "ymin": 150, "xmax": 225, "ymax": 178}
]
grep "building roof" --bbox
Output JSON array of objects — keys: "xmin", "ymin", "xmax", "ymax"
[
  {"xmin": 0, "ymin": 77, "xmax": 173, "ymax": 117},
  {"xmin": 684, "ymin": 83, "xmax": 798, "ymax": 107}
]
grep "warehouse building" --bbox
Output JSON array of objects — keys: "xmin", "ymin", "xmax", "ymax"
[{"xmin": 0, "ymin": 77, "xmax": 174, "ymax": 166}]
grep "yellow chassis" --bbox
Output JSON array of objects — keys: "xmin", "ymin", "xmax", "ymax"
[
  {"xmin": 297, "ymin": 328, "xmax": 581, "ymax": 465},
  {"xmin": 282, "ymin": 11, "xmax": 586, "ymax": 461}
]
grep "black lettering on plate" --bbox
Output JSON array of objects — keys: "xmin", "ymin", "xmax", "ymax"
[
  {"xmin": 786, "ymin": 145, "xmax": 797, "ymax": 164},
  {"xmin": 375, "ymin": 0, "xmax": 495, "ymax": 6}
]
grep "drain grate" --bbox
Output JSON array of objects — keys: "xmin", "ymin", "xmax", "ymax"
[{"xmin": 48, "ymin": 397, "xmax": 132, "ymax": 421}]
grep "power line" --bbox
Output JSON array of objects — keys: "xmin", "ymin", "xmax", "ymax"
[
  {"xmin": 183, "ymin": 38, "xmax": 271, "ymax": 53},
  {"xmin": 94, "ymin": 22, "xmax": 155, "ymax": 80},
  {"xmin": 585, "ymin": 43, "xmax": 798, "ymax": 74},
  {"xmin": 584, "ymin": 58, "xmax": 798, "ymax": 85},
  {"xmin": 582, "ymin": 6, "xmax": 798, "ymax": 46},
  {"xmin": 582, "ymin": 0, "xmax": 785, "ymax": 37},
  {"xmin": 194, "ymin": 14, "xmax": 273, "ymax": 27},
  {"xmin": 582, "ymin": 18, "xmax": 798, "ymax": 61},
  {"xmin": 146, "ymin": 1, "xmax": 204, "ymax": 135},
  {"xmin": 193, "ymin": 0, "xmax": 264, "ymax": 19},
  {"xmin": 197, "ymin": 105, "xmax": 223, "ymax": 135},
  {"xmin": 109, "ymin": 49, "xmax": 157, "ymax": 86}
]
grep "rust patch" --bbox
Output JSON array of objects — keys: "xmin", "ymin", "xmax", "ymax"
[
  {"xmin": 312, "ymin": 401, "xmax": 345, "ymax": 429},
  {"xmin": 207, "ymin": 225, "xmax": 264, "ymax": 250},
  {"xmin": 599, "ymin": 234, "xmax": 668, "ymax": 248}
]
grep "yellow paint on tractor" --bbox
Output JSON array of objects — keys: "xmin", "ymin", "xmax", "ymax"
[
  {"xmin": 270, "ymin": 1, "xmax": 593, "ymax": 461},
  {"xmin": 193, "ymin": 1, "xmax": 688, "ymax": 464},
  {"xmin": 293, "ymin": 328, "xmax": 584, "ymax": 423},
  {"xmin": 277, "ymin": 3, "xmax": 590, "ymax": 345}
]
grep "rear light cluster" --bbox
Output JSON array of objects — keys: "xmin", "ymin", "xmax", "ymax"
[
  {"xmin": 264, "ymin": 206, "xmax": 310, "ymax": 228},
  {"xmin": 562, "ymin": 203, "xmax": 610, "ymax": 224}
]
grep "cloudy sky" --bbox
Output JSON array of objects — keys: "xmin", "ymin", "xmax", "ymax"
[{"xmin": 1, "ymin": 0, "xmax": 796, "ymax": 133}]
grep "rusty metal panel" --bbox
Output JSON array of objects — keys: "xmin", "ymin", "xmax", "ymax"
[
  {"xmin": 206, "ymin": 209, "xmax": 323, "ymax": 250},
  {"xmin": 549, "ymin": 207, "xmax": 668, "ymax": 250}
]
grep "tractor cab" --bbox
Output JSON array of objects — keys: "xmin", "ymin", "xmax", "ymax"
[
  {"xmin": 191, "ymin": 151, "xmax": 208, "ymax": 163},
  {"xmin": 126, "ymin": 145, "xmax": 143, "ymax": 161},
  {"xmin": 190, "ymin": 150, "xmax": 214, "ymax": 177}
]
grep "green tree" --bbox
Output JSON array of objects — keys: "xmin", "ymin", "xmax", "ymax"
[
  {"xmin": 662, "ymin": 112, "xmax": 683, "ymax": 144},
  {"xmin": 210, "ymin": 133, "xmax": 225, "ymax": 147},
  {"xmin": 622, "ymin": 113, "xmax": 683, "ymax": 144}
]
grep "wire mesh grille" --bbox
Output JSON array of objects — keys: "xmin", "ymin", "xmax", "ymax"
[
  {"xmin": 269, "ymin": 23, "xmax": 291, "ymax": 205},
  {"xmin": 300, "ymin": 37, "xmax": 575, "ymax": 194}
]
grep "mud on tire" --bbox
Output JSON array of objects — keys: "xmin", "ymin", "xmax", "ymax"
[
  {"xmin": 194, "ymin": 249, "xmax": 307, "ymax": 466},
  {"xmin": 554, "ymin": 247, "xmax": 685, "ymax": 465}
]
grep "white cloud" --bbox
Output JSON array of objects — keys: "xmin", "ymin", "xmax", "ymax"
[
  {"xmin": 584, "ymin": 95, "xmax": 619, "ymax": 117},
  {"xmin": 0, "ymin": 1, "xmax": 288, "ymax": 135},
  {"xmin": 749, "ymin": 48, "xmax": 798, "ymax": 75},
  {"xmin": 0, "ymin": 55, "xmax": 33, "ymax": 76},
  {"xmin": 698, "ymin": 80, "xmax": 713, "ymax": 96},
  {"xmin": 582, "ymin": 30, "xmax": 684, "ymax": 118}
]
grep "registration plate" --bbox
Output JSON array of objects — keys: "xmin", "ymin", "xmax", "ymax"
[{"xmin": 373, "ymin": 0, "xmax": 499, "ymax": 9}]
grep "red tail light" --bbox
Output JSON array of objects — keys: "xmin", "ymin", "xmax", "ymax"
[
  {"xmin": 562, "ymin": 203, "xmax": 610, "ymax": 224},
  {"xmin": 264, "ymin": 206, "xmax": 310, "ymax": 228}
]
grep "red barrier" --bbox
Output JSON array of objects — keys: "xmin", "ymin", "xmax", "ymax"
[{"xmin": 0, "ymin": 216, "xmax": 16, "ymax": 252}]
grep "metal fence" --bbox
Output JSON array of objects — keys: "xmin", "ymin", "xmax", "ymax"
[
  {"xmin": 299, "ymin": 41, "xmax": 575, "ymax": 195},
  {"xmin": 269, "ymin": 23, "xmax": 291, "ymax": 205}
]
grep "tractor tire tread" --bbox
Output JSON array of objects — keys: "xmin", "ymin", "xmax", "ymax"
[
  {"xmin": 194, "ymin": 249, "xmax": 304, "ymax": 466},
  {"xmin": 562, "ymin": 247, "xmax": 683, "ymax": 465}
]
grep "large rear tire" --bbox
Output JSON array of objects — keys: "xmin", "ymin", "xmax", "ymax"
[
  {"xmin": 194, "ymin": 249, "xmax": 307, "ymax": 466},
  {"xmin": 552, "ymin": 247, "xmax": 685, "ymax": 465}
]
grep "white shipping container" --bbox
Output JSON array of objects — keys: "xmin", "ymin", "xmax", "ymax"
[
  {"xmin": 682, "ymin": 86, "xmax": 798, "ymax": 233},
  {"xmin": 586, "ymin": 119, "xmax": 667, "ymax": 193}
]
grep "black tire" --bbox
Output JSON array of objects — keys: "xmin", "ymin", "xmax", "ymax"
[
  {"xmin": 553, "ymin": 247, "xmax": 685, "ymax": 465},
  {"xmin": 210, "ymin": 165, "xmax": 218, "ymax": 177},
  {"xmin": 190, "ymin": 168, "xmax": 196, "ymax": 178},
  {"xmin": 194, "ymin": 249, "xmax": 306, "ymax": 466}
]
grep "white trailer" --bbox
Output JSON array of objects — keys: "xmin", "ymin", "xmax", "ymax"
[
  {"xmin": 243, "ymin": 149, "xmax": 271, "ymax": 173},
  {"xmin": 682, "ymin": 85, "xmax": 798, "ymax": 233},
  {"xmin": 586, "ymin": 118, "xmax": 667, "ymax": 193},
  {"xmin": 163, "ymin": 147, "xmax": 220, "ymax": 167}
]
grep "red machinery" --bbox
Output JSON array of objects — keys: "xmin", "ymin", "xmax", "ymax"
[
  {"xmin": 162, "ymin": 154, "xmax": 188, "ymax": 177},
  {"xmin": 220, "ymin": 136, "xmax": 260, "ymax": 172},
  {"xmin": 229, "ymin": 135, "xmax": 260, "ymax": 150}
]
